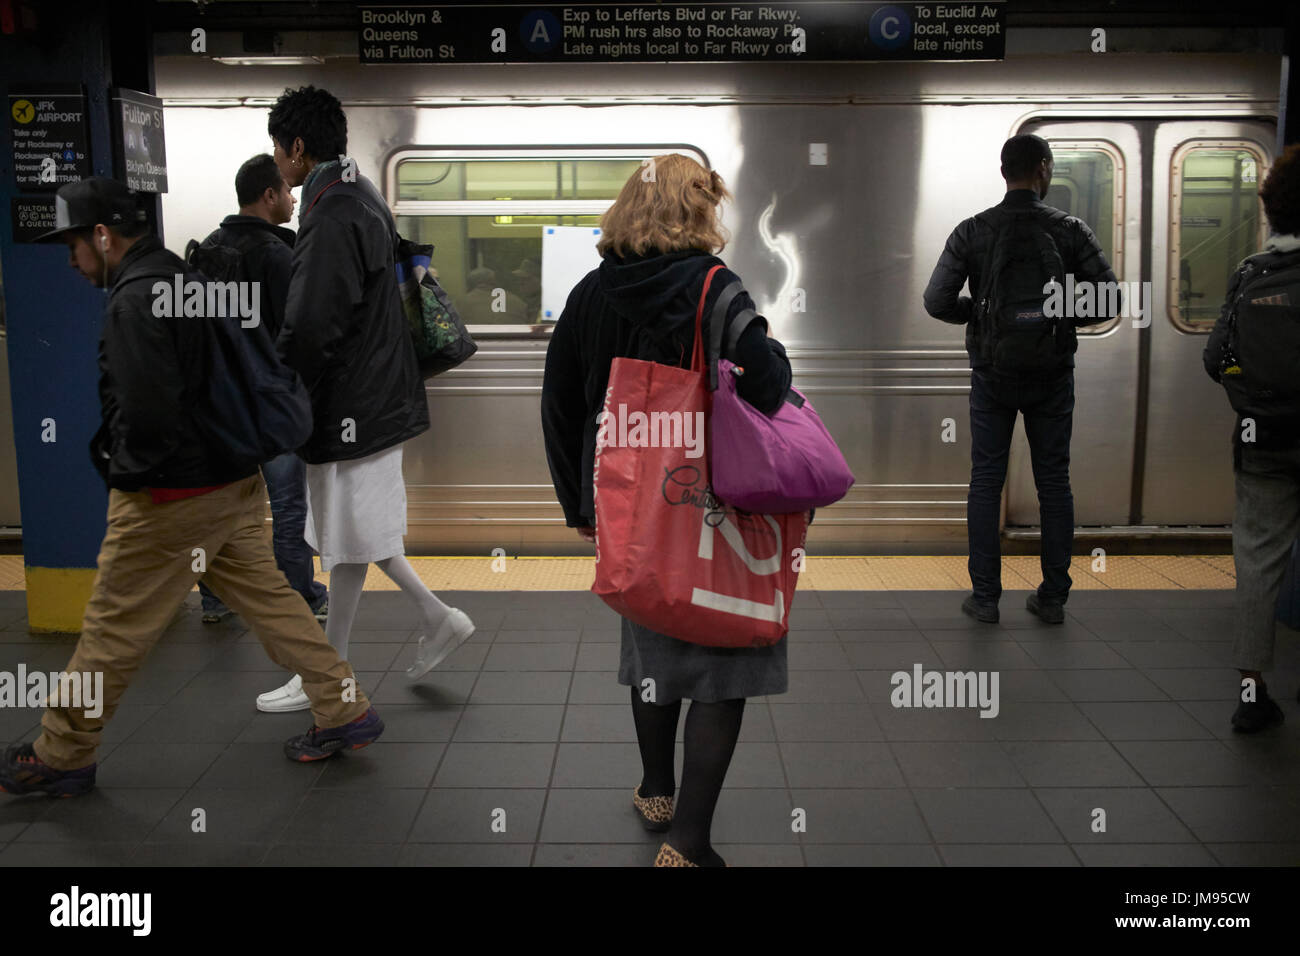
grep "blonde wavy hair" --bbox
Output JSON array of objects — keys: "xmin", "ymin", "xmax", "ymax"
[{"xmin": 597, "ymin": 153, "xmax": 731, "ymax": 258}]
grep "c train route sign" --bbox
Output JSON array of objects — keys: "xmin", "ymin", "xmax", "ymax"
[{"xmin": 357, "ymin": 2, "xmax": 1005, "ymax": 64}]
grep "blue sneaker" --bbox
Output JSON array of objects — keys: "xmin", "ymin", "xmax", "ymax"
[
  {"xmin": 284, "ymin": 706, "xmax": 384, "ymax": 762},
  {"xmin": 0, "ymin": 743, "xmax": 96, "ymax": 797}
]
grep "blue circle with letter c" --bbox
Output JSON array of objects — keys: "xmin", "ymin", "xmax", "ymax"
[{"xmin": 868, "ymin": 6, "xmax": 912, "ymax": 50}]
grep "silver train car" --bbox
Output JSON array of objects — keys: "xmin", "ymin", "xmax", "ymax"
[{"xmin": 33, "ymin": 48, "xmax": 1280, "ymax": 554}]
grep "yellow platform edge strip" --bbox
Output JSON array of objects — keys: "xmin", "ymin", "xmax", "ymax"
[{"xmin": 2, "ymin": 555, "xmax": 1233, "ymax": 600}]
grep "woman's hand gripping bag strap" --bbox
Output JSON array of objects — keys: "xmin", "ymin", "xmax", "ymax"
[
  {"xmin": 705, "ymin": 281, "xmax": 855, "ymax": 512},
  {"xmin": 591, "ymin": 264, "xmax": 808, "ymax": 648}
]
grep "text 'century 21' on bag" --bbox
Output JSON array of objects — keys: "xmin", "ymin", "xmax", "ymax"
[
  {"xmin": 704, "ymin": 279, "xmax": 854, "ymax": 512},
  {"xmin": 591, "ymin": 264, "xmax": 808, "ymax": 649},
  {"xmin": 977, "ymin": 206, "xmax": 1071, "ymax": 373}
]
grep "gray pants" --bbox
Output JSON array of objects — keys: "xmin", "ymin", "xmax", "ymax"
[{"xmin": 1233, "ymin": 442, "xmax": 1300, "ymax": 672}]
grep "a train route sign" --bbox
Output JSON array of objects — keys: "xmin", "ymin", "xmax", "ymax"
[
  {"xmin": 357, "ymin": 2, "xmax": 1005, "ymax": 64},
  {"xmin": 8, "ymin": 90, "xmax": 90, "ymax": 191},
  {"xmin": 111, "ymin": 89, "xmax": 169, "ymax": 193}
]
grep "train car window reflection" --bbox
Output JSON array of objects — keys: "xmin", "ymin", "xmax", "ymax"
[
  {"xmin": 1044, "ymin": 142, "xmax": 1123, "ymax": 335},
  {"xmin": 393, "ymin": 156, "xmax": 652, "ymax": 333},
  {"xmin": 1169, "ymin": 143, "xmax": 1267, "ymax": 332}
]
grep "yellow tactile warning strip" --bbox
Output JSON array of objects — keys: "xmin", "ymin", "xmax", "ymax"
[{"xmin": 0, "ymin": 553, "xmax": 1236, "ymax": 591}]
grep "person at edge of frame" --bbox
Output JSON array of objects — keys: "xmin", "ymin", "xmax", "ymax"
[
  {"xmin": 1203, "ymin": 142, "xmax": 1300, "ymax": 734},
  {"xmin": 0, "ymin": 176, "xmax": 384, "ymax": 798}
]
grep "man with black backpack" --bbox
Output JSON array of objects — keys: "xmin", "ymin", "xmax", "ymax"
[
  {"xmin": 1204, "ymin": 143, "xmax": 1300, "ymax": 733},
  {"xmin": 187, "ymin": 154, "xmax": 329, "ymax": 635},
  {"xmin": 0, "ymin": 177, "xmax": 384, "ymax": 797},
  {"xmin": 924, "ymin": 134, "xmax": 1117, "ymax": 625}
]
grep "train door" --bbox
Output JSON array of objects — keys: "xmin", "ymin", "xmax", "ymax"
[
  {"xmin": 1144, "ymin": 121, "xmax": 1273, "ymax": 526},
  {"xmin": 1006, "ymin": 120, "xmax": 1141, "ymax": 529}
]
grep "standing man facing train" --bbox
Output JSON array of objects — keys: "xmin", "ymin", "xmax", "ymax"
[
  {"xmin": 189, "ymin": 153, "xmax": 330, "ymax": 638},
  {"xmin": 923, "ymin": 134, "xmax": 1117, "ymax": 624}
]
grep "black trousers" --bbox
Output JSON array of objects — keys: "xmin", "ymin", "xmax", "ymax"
[{"xmin": 967, "ymin": 367, "xmax": 1075, "ymax": 605}]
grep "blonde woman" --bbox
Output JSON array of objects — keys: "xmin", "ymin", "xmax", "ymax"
[{"xmin": 541, "ymin": 154, "xmax": 793, "ymax": 867}]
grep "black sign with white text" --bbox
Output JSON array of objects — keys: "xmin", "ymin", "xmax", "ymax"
[
  {"xmin": 8, "ymin": 91, "xmax": 91, "ymax": 190},
  {"xmin": 111, "ymin": 89, "xmax": 168, "ymax": 193},
  {"xmin": 11, "ymin": 196, "xmax": 57, "ymax": 243},
  {"xmin": 357, "ymin": 2, "xmax": 1005, "ymax": 64}
]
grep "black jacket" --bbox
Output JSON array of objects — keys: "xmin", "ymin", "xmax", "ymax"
[
  {"xmin": 541, "ymin": 249, "xmax": 793, "ymax": 528},
  {"xmin": 90, "ymin": 235, "xmax": 258, "ymax": 491},
  {"xmin": 1203, "ymin": 242, "xmax": 1300, "ymax": 448},
  {"xmin": 924, "ymin": 189, "xmax": 1117, "ymax": 373},
  {"xmin": 200, "ymin": 214, "xmax": 295, "ymax": 340},
  {"xmin": 276, "ymin": 161, "xmax": 429, "ymax": 464}
]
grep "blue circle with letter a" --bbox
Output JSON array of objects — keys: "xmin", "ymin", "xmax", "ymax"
[
  {"xmin": 869, "ymin": 5, "xmax": 912, "ymax": 50},
  {"xmin": 520, "ymin": 10, "xmax": 561, "ymax": 53}
]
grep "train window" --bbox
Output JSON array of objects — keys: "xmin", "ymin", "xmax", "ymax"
[
  {"xmin": 388, "ymin": 148, "xmax": 705, "ymax": 335},
  {"xmin": 1043, "ymin": 141, "xmax": 1124, "ymax": 335},
  {"xmin": 1169, "ymin": 141, "xmax": 1267, "ymax": 332}
]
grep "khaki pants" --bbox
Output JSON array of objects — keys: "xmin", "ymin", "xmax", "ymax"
[{"xmin": 35, "ymin": 474, "xmax": 369, "ymax": 770}]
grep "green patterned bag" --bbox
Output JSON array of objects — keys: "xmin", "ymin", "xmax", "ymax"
[{"xmin": 395, "ymin": 238, "xmax": 478, "ymax": 378}]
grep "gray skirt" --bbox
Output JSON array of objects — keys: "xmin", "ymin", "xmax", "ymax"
[{"xmin": 617, "ymin": 617, "xmax": 788, "ymax": 704}]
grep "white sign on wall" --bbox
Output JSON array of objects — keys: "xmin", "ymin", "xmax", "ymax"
[{"xmin": 541, "ymin": 225, "xmax": 603, "ymax": 321}]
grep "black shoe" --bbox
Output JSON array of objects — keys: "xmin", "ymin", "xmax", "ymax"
[
  {"xmin": 1026, "ymin": 593, "xmax": 1065, "ymax": 624},
  {"xmin": 285, "ymin": 706, "xmax": 385, "ymax": 762},
  {"xmin": 961, "ymin": 594, "xmax": 999, "ymax": 623},
  {"xmin": 1231, "ymin": 681, "xmax": 1284, "ymax": 733},
  {"xmin": 0, "ymin": 743, "xmax": 96, "ymax": 797}
]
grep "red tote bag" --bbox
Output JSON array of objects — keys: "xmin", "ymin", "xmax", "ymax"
[{"xmin": 591, "ymin": 265, "xmax": 808, "ymax": 648}]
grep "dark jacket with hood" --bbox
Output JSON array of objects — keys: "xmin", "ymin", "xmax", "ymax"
[
  {"xmin": 541, "ymin": 249, "xmax": 792, "ymax": 528},
  {"xmin": 90, "ymin": 235, "xmax": 258, "ymax": 491},
  {"xmin": 923, "ymin": 189, "xmax": 1117, "ymax": 374},
  {"xmin": 199, "ymin": 214, "xmax": 296, "ymax": 340},
  {"xmin": 1202, "ymin": 235, "xmax": 1300, "ymax": 450},
  {"xmin": 276, "ymin": 160, "xmax": 429, "ymax": 464}
]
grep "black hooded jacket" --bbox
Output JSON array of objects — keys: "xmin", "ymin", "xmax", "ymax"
[
  {"xmin": 90, "ymin": 235, "xmax": 258, "ymax": 491},
  {"xmin": 276, "ymin": 160, "xmax": 429, "ymax": 464},
  {"xmin": 541, "ymin": 249, "xmax": 792, "ymax": 528}
]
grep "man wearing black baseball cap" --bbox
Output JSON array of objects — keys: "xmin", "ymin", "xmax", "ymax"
[{"xmin": 0, "ymin": 177, "xmax": 384, "ymax": 797}]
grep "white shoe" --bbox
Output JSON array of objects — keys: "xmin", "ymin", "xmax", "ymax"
[
  {"xmin": 407, "ymin": 609, "xmax": 475, "ymax": 680},
  {"xmin": 256, "ymin": 673, "xmax": 310, "ymax": 713}
]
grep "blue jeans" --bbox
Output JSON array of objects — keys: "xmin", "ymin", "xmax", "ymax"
[
  {"xmin": 200, "ymin": 452, "xmax": 327, "ymax": 614},
  {"xmin": 967, "ymin": 367, "xmax": 1075, "ymax": 605}
]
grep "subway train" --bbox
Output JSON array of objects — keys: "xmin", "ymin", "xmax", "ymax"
[{"xmin": 5, "ymin": 45, "xmax": 1278, "ymax": 554}]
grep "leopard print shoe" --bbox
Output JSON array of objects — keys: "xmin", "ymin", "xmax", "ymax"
[
  {"xmin": 654, "ymin": 842, "xmax": 697, "ymax": 867},
  {"xmin": 633, "ymin": 786, "xmax": 674, "ymax": 832}
]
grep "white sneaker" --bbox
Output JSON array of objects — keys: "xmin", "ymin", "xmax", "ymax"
[
  {"xmin": 256, "ymin": 673, "xmax": 310, "ymax": 713},
  {"xmin": 407, "ymin": 609, "xmax": 475, "ymax": 680}
]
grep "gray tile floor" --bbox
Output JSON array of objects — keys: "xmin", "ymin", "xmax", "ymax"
[{"xmin": 0, "ymin": 587, "xmax": 1297, "ymax": 866}]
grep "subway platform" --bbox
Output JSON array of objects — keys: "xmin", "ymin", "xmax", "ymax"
[{"xmin": 0, "ymin": 555, "xmax": 1295, "ymax": 867}]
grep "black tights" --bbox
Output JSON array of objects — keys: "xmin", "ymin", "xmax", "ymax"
[{"xmin": 631, "ymin": 686, "xmax": 746, "ymax": 867}]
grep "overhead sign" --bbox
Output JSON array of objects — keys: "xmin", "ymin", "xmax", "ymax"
[
  {"xmin": 111, "ymin": 89, "xmax": 168, "ymax": 193},
  {"xmin": 8, "ymin": 90, "xmax": 91, "ymax": 190},
  {"xmin": 11, "ymin": 196, "xmax": 57, "ymax": 243},
  {"xmin": 357, "ymin": 2, "xmax": 1005, "ymax": 64}
]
